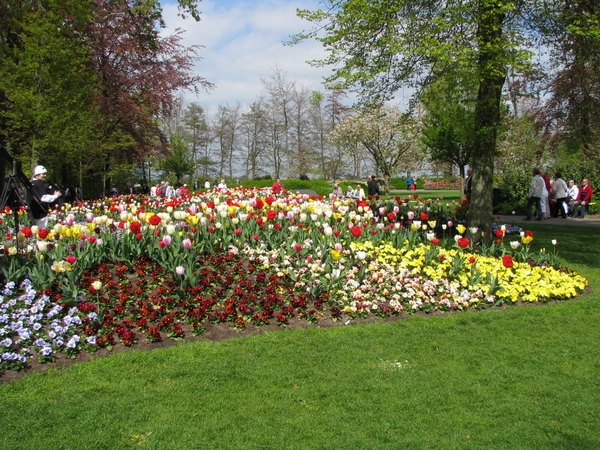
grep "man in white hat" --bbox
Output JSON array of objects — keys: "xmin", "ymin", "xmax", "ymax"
[{"xmin": 29, "ymin": 165, "xmax": 62, "ymax": 229}]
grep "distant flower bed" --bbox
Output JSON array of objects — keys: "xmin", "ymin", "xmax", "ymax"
[
  {"xmin": 423, "ymin": 179, "xmax": 461, "ymax": 190},
  {"xmin": 0, "ymin": 188, "xmax": 587, "ymax": 374}
]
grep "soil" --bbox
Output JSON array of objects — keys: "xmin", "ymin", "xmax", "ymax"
[
  {"xmin": 1, "ymin": 285, "xmax": 590, "ymax": 386},
  {"xmin": 0, "ymin": 304, "xmax": 496, "ymax": 385}
]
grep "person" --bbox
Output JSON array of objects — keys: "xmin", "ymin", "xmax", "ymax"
[
  {"xmin": 548, "ymin": 177, "xmax": 557, "ymax": 217},
  {"xmin": 217, "ymin": 179, "xmax": 227, "ymax": 191},
  {"xmin": 552, "ymin": 172, "xmax": 568, "ymax": 219},
  {"xmin": 367, "ymin": 175, "xmax": 379, "ymax": 196},
  {"xmin": 110, "ymin": 186, "xmax": 118, "ymax": 197},
  {"xmin": 28, "ymin": 165, "xmax": 62, "ymax": 229},
  {"xmin": 575, "ymin": 178, "xmax": 593, "ymax": 218},
  {"xmin": 332, "ymin": 183, "xmax": 344, "ymax": 199},
  {"xmin": 180, "ymin": 184, "xmax": 190, "ymax": 197},
  {"xmin": 464, "ymin": 167, "xmax": 473, "ymax": 201},
  {"xmin": 406, "ymin": 176, "xmax": 414, "ymax": 191},
  {"xmin": 164, "ymin": 182, "xmax": 174, "ymax": 199},
  {"xmin": 539, "ymin": 169, "xmax": 551, "ymax": 219},
  {"xmin": 525, "ymin": 168, "xmax": 544, "ymax": 221},
  {"xmin": 355, "ymin": 185, "xmax": 365, "ymax": 200},
  {"xmin": 346, "ymin": 185, "xmax": 356, "ymax": 199},
  {"xmin": 566, "ymin": 180, "xmax": 579, "ymax": 217},
  {"xmin": 272, "ymin": 178, "xmax": 283, "ymax": 195},
  {"xmin": 73, "ymin": 185, "xmax": 82, "ymax": 202},
  {"xmin": 204, "ymin": 180, "xmax": 211, "ymax": 190}
]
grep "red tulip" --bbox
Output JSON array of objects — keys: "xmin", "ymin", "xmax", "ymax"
[
  {"xmin": 457, "ymin": 237, "xmax": 470, "ymax": 248},
  {"xmin": 148, "ymin": 215, "xmax": 161, "ymax": 226},
  {"xmin": 351, "ymin": 227, "xmax": 362, "ymax": 238}
]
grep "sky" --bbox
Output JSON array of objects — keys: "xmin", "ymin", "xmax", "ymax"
[{"xmin": 161, "ymin": 0, "xmax": 336, "ymax": 114}]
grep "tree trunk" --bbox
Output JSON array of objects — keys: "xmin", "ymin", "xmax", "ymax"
[{"xmin": 469, "ymin": 1, "xmax": 507, "ymax": 244}]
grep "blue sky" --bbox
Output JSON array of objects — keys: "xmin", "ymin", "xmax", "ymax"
[{"xmin": 161, "ymin": 0, "xmax": 334, "ymax": 113}]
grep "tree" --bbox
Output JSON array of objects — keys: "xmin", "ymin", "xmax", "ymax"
[
  {"xmin": 294, "ymin": 0, "xmax": 532, "ymax": 240},
  {"xmin": 213, "ymin": 104, "xmax": 242, "ymax": 179},
  {"xmin": 421, "ymin": 69, "xmax": 478, "ymax": 195},
  {"xmin": 241, "ymin": 100, "xmax": 269, "ymax": 179},
  {"xmin": 89, "ymin": 0, "xmax": 213, "ymax": 161},
  {"xmin": 182, "ymin": 102, "xmax": 212, "ymax": 180},
  {"xmin": 309, "ymin": 89, "xmax": 350, "ymax": 179},
  {"xmin": 261, "ymin": 67, "xmax": 294, "ymax": 179},
  {"xmin": 161, "ymin": 134, "xmax": 194, "ymax": 185},
  {"xmin": 533, "ymin": 1, "xmax": 600, "ymax": 163},
  {"xmin": 329, "ymin": 106, "xmax": 420, "ymax": 193},
  {"xmin": 0, "ymin": 0, "xmax": 211, "ymax": 198}
]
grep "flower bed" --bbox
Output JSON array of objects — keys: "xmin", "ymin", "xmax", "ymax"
[
  {"xmin": 423, "ymin": 179, "xmax": 461, "ymax": 190},
  {"xmin": 0, "ymin": 189, "xmax": 587, "ymax": 375}
]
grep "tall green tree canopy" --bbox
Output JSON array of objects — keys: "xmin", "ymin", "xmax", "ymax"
[
  {"xmin": 293, "ymin": 0, "xmax": 536, "ymax": 239},
  {"xmin": 0, "ymin": 0, "xmax": 210, "ymax": 196},
  {"xmin": 420, "ymin": 68, "xmax": 478, "ymax": 182}
]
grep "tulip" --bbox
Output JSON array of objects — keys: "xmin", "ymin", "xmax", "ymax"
[
  {"xmin": 175, "ymin": 266, "xmax": 185, "ymax": 275},
  {"xmin": 182, "ymin": 238, "xmax": 192, "ymax": 249},
  {"xmin": 330, "ymin": 249, "xmax": 342, "ymax": 261}
]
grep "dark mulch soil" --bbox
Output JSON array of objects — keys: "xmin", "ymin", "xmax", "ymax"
[{"xmin": 0, "ymin": 311, "xmax": 410, "ymax": 385}]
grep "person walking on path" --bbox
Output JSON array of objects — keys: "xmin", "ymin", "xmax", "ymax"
[
  {"xmin": 367, "ymin": 175, "xmax": 379, "ymax": 197},
  {"xmin": 525, "ymin": 168, "xmax": 544, "ymax": 221},
  {"xmin": 464, "ymin": 167, "xmax": 473, "ymax": 201},
  {"xmin": 552, "ymin": 172, "xmax": 568, "ymax": 219},
  {"xmin": 540, "ymin": 169, "xmax": 551, "ymax": 219}
]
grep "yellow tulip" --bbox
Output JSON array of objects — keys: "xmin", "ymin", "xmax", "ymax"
[{"xmin": 330, "ymin": 249, "xmax": 342, "ymax": 261}]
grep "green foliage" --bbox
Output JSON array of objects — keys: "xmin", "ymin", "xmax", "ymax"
[
  {"xmin": 494, "ymin": 170, "xmax": 531, "ymax": 213},
  {"xmin": 421, "ymin": 68, "xmax": 477, "ymax": 175},
  {"xmin": 161, "ymin": 134, "xmax": 195, "ymax": 185}
]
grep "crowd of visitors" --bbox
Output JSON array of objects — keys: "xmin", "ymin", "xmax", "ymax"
[{"xmin": 525, "ymin": 168, "xmax": 593, "ymax": 220}]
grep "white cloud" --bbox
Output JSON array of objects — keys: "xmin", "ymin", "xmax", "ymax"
[{"xmin": 161, "ymin": 0, "xmax": 333, "ymax": 114}]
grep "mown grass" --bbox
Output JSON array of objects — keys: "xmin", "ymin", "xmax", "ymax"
[{"xmin": 0, "ymin": 226, "xmax": 599, "ymax": 449}]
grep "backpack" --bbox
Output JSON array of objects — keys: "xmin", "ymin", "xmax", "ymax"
[{"xmin": 156, "ymin": 187, "xmax": 162, "ymax": 195}]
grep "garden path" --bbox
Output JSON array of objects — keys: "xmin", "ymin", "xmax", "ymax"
[{"xmin": 496, "ymin": 215, "xmax": 600, "ymax": 227}]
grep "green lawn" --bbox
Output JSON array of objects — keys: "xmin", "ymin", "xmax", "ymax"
[{"xmin": 0, "ymin": 224, "xmax": 599, "ymax": 449}]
